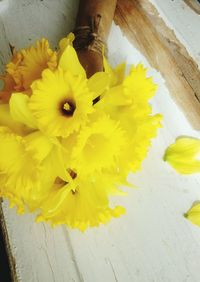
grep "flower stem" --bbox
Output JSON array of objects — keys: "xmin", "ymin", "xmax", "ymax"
[{"xmin": 74, "ymin": 0, "xmax": 117, "ymax": 77}]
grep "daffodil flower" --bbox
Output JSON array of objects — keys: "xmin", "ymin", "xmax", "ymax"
[
  {"xmin": 71, "ymin": 115, "xmax": 126, "ymax": 174},
  {"xmin": 0, "ymin": 39, "xmax": 57, "ymax": 102},
  {"xmin": 36, "ymin": 174, "xmax": 125, "ymax": 231}
]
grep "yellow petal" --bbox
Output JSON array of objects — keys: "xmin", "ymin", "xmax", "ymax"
[
  {"xmin": 29, "ymin": 68, "xmax": 93, "ymax": 137},
  {"xmin": 58, "ymin": 33, "xmax": 75, "ymax": 54},
  {"xmin": 58, "ymin": 45, "xmax": 86, "ymax": 77},
  {"xmin": 9, "ymin": 93, "xmax": 37, "ymax": 129},
  {"xmin": 88, "ymin": 72, "xmax": 110, "ymax": 99},
  {"xmin": 185, "ymin": 203, "xmax": 200, "ymax": 226},
  {"xmin": 164, "ymin": 137, "xmax": 200, "ymax": 174},
  {"xmin": 37, "ymin": 185, "xmax": 71, "ymax": 219},
  {"xmin": 0, "ymin": 104, "xmax": 25, "ymax": 134},
  {"xmin": 114, "ymin": 62, "xmax": 126, "ymax": 84},
  {"xmin": 24, "ymin": 131, "xmax": 54, "ymax": 162},
  {"xmin": 103, "ymin": 85, "xmax": 132, "ymax": 106}
]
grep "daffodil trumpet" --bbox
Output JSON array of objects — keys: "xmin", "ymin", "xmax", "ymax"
[{"xmin": 0, "ymin": 0, "xmax": 161, "ymax": 231}]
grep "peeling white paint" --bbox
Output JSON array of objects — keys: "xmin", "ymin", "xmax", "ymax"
[
  {"xmin": 1, "ymin": 1, "xmax": 200, "ymax": 282},
  {"xmin": 149, "ymin": 0, "xmax": 200, "ymax": 67}
]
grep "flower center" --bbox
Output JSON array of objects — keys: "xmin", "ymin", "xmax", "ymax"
[{"xmin": 60, "ymin": 99, "xmax": 76, "ymax": 117}]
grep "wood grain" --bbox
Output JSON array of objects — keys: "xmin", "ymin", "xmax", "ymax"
[
  {"xmin": 114, "ymin": 0, "xmax": 200, "ymax": 129},
  {"xmin": 184, "ymin": 0, "xmax": 200, "ymax": 14}
]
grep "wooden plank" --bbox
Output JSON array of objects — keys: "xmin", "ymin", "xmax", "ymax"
[
  {"xmin": 150, "ymin": 0, "xmax": 200, "ymax": 65},
  {"xmin": 184, "ymin": 0, "xmax": 200, "ymax": 15},
  {"xmin": 1, "ymin": 1, "xmax": 200, "ymax": 282},
  {"xmin": 114, "ymin": 0, "xmax": 200, "ymax": 130}
]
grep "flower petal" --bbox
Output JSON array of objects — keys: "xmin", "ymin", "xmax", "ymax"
[
  {"xmin": 24, "ymin": 131, "xmax": 54, "ymax": 162},
  {"xmin": 9, "ymin": 93, "xmax": 37, "ymax": 129},
  {"xmin": 58, "ymin": 33, "xmax": 75, "ymax": 54},
  {"xmin": 185, "ymin": 203, "xmax": 200, "ymax": 227},
  {"xmin": 88, "ymin": 72, "xmax": 110, "ymax": 99},
  {"xmin": 164, "ymin": 137, "xmax": 200, "ymax": 174},
  {"xmin": 58, "ymin": 45, "xmax": 86, "ymax": 77},
  {"xmin": 0, "ymin": 104, "xmax": 26, "ymax": 134},
  {"xmin": 103, "ymin": 56, "xmax": 125, "ymax": 87}
]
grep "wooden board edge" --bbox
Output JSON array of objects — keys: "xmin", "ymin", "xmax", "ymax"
[
  {"xmin": 114, "ymin": 0, "xmax": 200, "ymax": 129},
  {"xmin": 0, "ymin": 202, "xmax": 18, "ymax": 282}
]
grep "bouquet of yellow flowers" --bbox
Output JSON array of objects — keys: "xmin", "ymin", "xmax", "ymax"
[{"xmin": 0, "ymin": 32, "xmax": 161, "ymax": 231}]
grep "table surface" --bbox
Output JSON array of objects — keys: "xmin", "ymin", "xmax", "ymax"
[{"xmin": 1, "ymin": 1, "xmax": 200, "ymax": 282}]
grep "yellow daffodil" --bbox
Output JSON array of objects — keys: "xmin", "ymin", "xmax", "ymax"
[
  {"xmin": 71, "ymin": 115, "xmax": 126, "ymax": 174},
  {"xmin": 36, "ymin": 174, "xmax": 125, "ymax": 231},
  {"xmin": 0, "ymin": 34, "xmax": 162, "ymax": 230},
  {"xmin": 29, "ymin": 68, "xmax": 94, "ymax": 137},
  {"xmin": 0, "ymin": 39, "xmax": 57, "ymax": 102},
  {"xmin": 185, "ymin": 203, "xmax": 200, "ymax": 227},
  {"xmin": 164, "ymin": 137, "xmax": 200, "ymax": 174},
  {"xmin": 99, "ymin": 64, "xmax": 156, "ymax": 112},
  {"xmin": 96, "ymin": 63, "xmax": 161, "ymax": 174},
  {"xmin": 118, "ymin": 115, "xmax": 162, "ymax": 175},
  {"xmin": 0, "ymin": 127, "xmax": 69, "ymax": 212},
  {"xmin": 7, "ymin": 38, "xmax": 57, "ymax": 90},
  {"xmin": 0, "ymin": 127, "xmax": 41, "ymax": 205}
]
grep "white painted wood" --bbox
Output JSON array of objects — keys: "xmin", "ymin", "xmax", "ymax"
[
  {"xmin": 149, "ymin": 0, "xmax": 200, "ymax": 67},
  {"xmin": 1, "ymin": 1, "xmax": 200, "ymax": 282}
]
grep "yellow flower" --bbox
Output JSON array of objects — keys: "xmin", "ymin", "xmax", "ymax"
[
  {"xmin": 164, "ymin": 137, "xmax": 200, "ymax": 174},
  {"xmin": 29, "ymin": 68, "xmax": 94, "ymax": 137},
  {"xmin": 0, "ymin": 34, "xmax": 162, "ymax": 230},
  {"xmin": 0, "ymin": 39, "xmax": 57, "ymax": 102},
  {"xmin": 71, "ymin": 115, "xmax": 126, "ymax": 174},
  {"xmin": 0, "ymin": 127, "xmax": 41, "ymax": 206},
  {"xmin": 36, "ymin": 174, "xmax": 125, "ymax": 231},
  {"xmin": 96, "ymin": 64, "xmax": 161, "ymax": 174},
  {"xmin": 100, "ymin": 64, "xmax": 156, "ymax": 112},
  {"xmin": 118, "ymin": 115, "xmax": 162, "ymax": 174},
  {"xmin": 0, "ymin": 127, "xmax": 69, "ymax": 212},
  {"xmin": 185, "ymin": 202, "xmax": 200, "ymax": 227}
]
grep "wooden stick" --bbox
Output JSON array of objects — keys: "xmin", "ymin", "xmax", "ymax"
[{"xmin": 74, "ymin": 0, "xmax": 117, "ymax": 77}]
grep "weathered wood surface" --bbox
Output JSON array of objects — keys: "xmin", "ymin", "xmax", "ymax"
[
  {"xmin": 1, "ymin": 0, "xmax": 200, "ymax": 281},
  {"xmin": 115, "ymin": 0, "xmax": 200, "ymax": 129}
]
